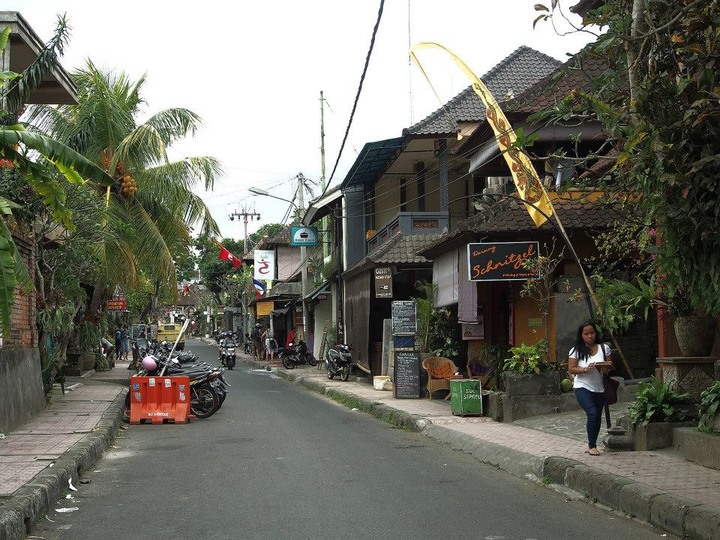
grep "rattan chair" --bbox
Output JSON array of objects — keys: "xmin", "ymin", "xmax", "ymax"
[{"xmin": 421, "ymin": 356, "xmax": 458, "ymax": 399}]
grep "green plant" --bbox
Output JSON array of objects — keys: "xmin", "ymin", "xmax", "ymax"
[
  {"xmin": 411, "ymin": 281, "xmax": 435, "ymax": 352},
  {"xmin": 502, "ymin": 339, "xmax": 550, "ymax": 374},
  {"xmin": 698, "ymin": 381, "xmax": 720, "ymax": 433},
  {"xmin": 628, "ymin": 379, "xmax": 693, "ymax": 426},
  {"xmin": 411, "ymin": 281, "xmax": 460, "ymax": 357}
]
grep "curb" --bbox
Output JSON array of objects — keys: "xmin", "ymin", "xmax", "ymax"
[
  {"xmin": 266, "ymin": 361, "xmax": 720, "ymax": 540},
  {"xmin": 0, "ymin": 389, "xmax": 128, "ymax": 540}
]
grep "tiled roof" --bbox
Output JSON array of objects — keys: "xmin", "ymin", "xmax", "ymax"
[
  {"xmin": 404, "ymin": 46, "xmax": 562, "ymax": 136},
  {"xmin": 505, "ymin": 46, "xmax": 611, "ymax": 115},
  {"xmin": 255, "ymin": 226, "xmax": 292, "ymax": 248},
  {"xmin": 343, "ymin": 233, "xmax": 442, "ymax": 278},
  {"xmin": 419, "ymin": 195, "xmax": 627, "ymax": 257}
]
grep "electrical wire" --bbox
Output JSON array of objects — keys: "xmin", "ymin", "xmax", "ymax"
[{"xmin": 325, "ymin": 0, "xmax": 385, "ymax": 190}]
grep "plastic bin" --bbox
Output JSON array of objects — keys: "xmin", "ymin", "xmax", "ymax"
[{"xmin": 449, "ymin": 379, "xmax": 482, "ymax": 416}]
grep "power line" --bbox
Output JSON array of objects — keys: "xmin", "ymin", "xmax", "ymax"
[{"xmin": 325, "ymin": 0, "xmax": 385, "ymax": 190}]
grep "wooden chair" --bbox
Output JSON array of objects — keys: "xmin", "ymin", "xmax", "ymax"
[
  {"xmin": 421, "ymin": 356, "xmax": 458, "ymax": 399},
  {"xmin": 466, "ymin": 356, "xmax": 493, "ymax": 389}
]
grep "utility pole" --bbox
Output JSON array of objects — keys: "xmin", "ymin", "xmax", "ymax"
[
  {"xmin": 297, "ymin": 173, "xmax": 310, "ymax": 340},
  {"xmin": 229, "ymin": 206, "xmax": 260, "ymax": 340},
  {"xmin": 319, "ymin": 91, "xmax": 329, "ymax": 260},
  {"xmin": 228, "ymin": 206, "xmax": 261, "ymax": 252}
]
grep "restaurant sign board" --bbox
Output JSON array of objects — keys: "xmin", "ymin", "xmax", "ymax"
[{"xmin": 467, "ymin": 241, "xmax": 540, "ymax": 281}]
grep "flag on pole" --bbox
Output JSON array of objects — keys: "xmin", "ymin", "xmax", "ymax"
[
  {"xmin": 215, "ymin": 241, "xmax": 242, "ymax": 269},
  {"xmin": 410, "ymin": 42, "xmax": 554, "ymax": 227},
  {"xmin": 252, "ymin": 278, "xmax": 266, "ymax": 299}
]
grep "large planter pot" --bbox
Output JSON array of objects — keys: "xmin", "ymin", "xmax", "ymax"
[
  {"xmin": 632, "ymin": 421, "xmax": 694, "ymax": 451},
  {"xmin": 502, "ymin": 370, "xmax": 563, "ymax": 397},
  {"xmin": 674, "ymin": 316, "xmax": 717, "ymax": 357}
]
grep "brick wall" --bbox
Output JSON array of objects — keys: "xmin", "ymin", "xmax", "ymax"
[{"xmin": 3, "ymin": 230, "xmax": 37, "ymax": 349}]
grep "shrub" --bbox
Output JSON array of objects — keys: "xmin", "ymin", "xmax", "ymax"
[
  {"xmin": 628, "ymin": 379, "xmax": 694, "ymax": 426},
  {"xmin": 698, "ymin": 381, "xmax": 720, "ymax": 434}
]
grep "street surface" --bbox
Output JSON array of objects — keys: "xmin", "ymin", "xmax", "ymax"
[{"xmin": 33, "ymin": 339, "xmax": 674, "ymax": 540}]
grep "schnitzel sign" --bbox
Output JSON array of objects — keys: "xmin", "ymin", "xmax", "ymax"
[{"xmin": 467, "ymin": 242, "xmax": 539, "ymax": 281}]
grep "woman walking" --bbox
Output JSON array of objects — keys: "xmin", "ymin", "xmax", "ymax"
[{"xmin": 567, "ymin": 322, "xmax": 614, "ymax": 456}]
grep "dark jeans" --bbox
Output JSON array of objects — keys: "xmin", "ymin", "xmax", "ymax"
[{"xmin": 575, "ymin": 387, "xmax": 606, "ymax": 449}]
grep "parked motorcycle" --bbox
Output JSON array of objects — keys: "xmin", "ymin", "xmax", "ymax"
[
  {"xmin": 219, "ymin": 339, "xmax": 236, "ymax": 369},
  {"xmin": 326, "ymin": 344, "xmax": 352, "ymax": 381},
  {"xmin": 127, "ymin": 354, "xmax": 228, "ymax": 419},
  {"xmin": 279, "ymin": 340, "xmax": 318, "ymax": 369}
]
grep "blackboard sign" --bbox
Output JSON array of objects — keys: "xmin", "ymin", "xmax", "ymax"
[
  {"xmin": 467, "ymin": 241, "xmax": 540, "ymax": 281},
  {"xmin": 392, "ymin": 300, "xmax": 417, "ymax": 335},
  {"xmin": 394, "ymin": 351, "xmax": 421, "ymax": 399}
]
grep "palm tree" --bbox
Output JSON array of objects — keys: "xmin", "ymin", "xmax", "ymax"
[
  {"xmin": 0, "ymin": 17, "xmax": 114, "ymax": 335},
  {"xmin": 27, "ymin": 62, "xmax": 222, "ymax": 313}
]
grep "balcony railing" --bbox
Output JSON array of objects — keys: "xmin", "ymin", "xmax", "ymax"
[{"xmin": 366, "ymin": 211, "xmax": 449, "ymax": 252}]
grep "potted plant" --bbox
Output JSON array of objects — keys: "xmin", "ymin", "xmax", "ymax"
[
  {"xmin": 667, "ymin": 288, "xmax": 718, "ymax": 357},
  {"xmin": 628, "ymin": 379, "xmax": 695, "ymax": 450},
  {"xmin": 501, "ymin": 339, "xmax": 562, "ymax": 396}
]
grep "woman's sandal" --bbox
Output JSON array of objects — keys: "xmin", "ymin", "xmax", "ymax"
[{"xmin": 587, "ymin": 448, "xmax": 601, "ymax": 456}]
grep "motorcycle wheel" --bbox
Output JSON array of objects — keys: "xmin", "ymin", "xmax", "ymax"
[
  {"xmin": 191, "ymin": 384, "xmax": 220, "ymax": 418},
  {"xmin": 228, "ymin": 356, "xmax": 235, "ymax": 370},
  {"xmin": 340, "ymin": 364, "xmax": 350, "ymax": 381},
  {"xmin": 326, "ymin": 362, "xmax": 335, "ymax": 379},
  {"xmin": 282, "ymin": 355, "xmax": 296, "ymax": 369},
  {"xmin": 306, "ymin": 353, "xmax": 318, "ymax": 366}
]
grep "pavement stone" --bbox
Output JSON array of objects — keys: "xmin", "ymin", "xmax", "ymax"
[{"xmin": 1, "ymin": 344, "xmax": 719, "ymax": 540}]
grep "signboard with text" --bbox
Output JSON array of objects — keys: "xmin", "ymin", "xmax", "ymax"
[
  {"xmin": 107, "ymin": 297, "xmax": 127, "ymax": 311},
  {"xmin": 391, "ymin": 300, "xmax": 417, "ymax": 335},
  {"xmin": 374, "ymin": 267, "xmax": 393, "ymax": 298},
  {"xmin": 290, "ymin": 226, "xmax": 319, "ymax": 246},
  {"xmin": 254, "ymin": 250, "xmax": 276, "ymax": 280},
  {"xmin": 467, "ymin": 241, "xmax": 539, "ymax": 281}
]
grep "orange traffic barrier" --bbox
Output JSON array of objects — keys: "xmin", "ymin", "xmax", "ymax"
[{"xmin": 129, "ymin": 376, "xmax": 194, "ymax": 424}]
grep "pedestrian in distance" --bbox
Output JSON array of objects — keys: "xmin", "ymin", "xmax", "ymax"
[
  {"xmin": 567, "ymin": 321, "xmax": 614, "ymax": 456},
  {"xmin": 113, "ymin": 327, "xmax": 122, "ymax": 367},
  {"xmin": 261, "ymin": 327, "xmax": 277, "ymax": 362},
  {"xmin": 250, "ymin": 323, "xmax": 263, "ymax": 361},
  {"xmin": 286, "ymin": 327, "xmax": 296, "ymax": 348},
  {"xmin": 121, "ymin": 325, "xmax": 131, "ymax": 362}
]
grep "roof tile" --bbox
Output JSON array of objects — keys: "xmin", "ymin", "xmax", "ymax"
[{"xmin": 405, "ymin": 46, "xmax": 562, "ymax": 136}]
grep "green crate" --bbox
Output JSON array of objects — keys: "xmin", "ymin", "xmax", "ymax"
[{"xmin": 449, "ymin": 379, "xmax": 482, "ymax": 416}]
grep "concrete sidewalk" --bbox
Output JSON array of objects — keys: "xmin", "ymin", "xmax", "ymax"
[{"xmin": 1, "ymin": 353, "xmax": 719, "ymax": 540}]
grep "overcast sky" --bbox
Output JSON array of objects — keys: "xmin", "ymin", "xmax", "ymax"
[{"xmin": 7, "ymin": 0, "xmax": 594, "ymax": 240}]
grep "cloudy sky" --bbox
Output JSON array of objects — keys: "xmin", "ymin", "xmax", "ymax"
[{"xmin": 6, "ymin": 0, "xmax": 595, "ymax": 239}]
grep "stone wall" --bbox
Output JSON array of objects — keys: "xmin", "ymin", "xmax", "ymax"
[{"xmin": 0, "ymin": 348, "xmax": 45, "ymax": 433}]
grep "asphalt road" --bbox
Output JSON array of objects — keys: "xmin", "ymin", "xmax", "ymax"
[{"xmin": 33, "ymin": 338, "xmax": 674, "ymax": 540}]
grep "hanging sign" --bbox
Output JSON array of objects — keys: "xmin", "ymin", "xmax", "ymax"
[
  {"xmin": 374, "ymin": 267, "xmax": 393, "ymax": 298},
  {"xmin": 467, "ymin": 241, "xmax": 539, "ymax": 281},
  {"xmin": 254, "ymin": 250, "xmax": 276, "ymax": 280},
  {"xmin": 107, "ymin": 296, "xmax": 127, "ymax": 311},
  {"xmin": 290, "ymin": 226, "xmax": 319, "ymax": 246}
]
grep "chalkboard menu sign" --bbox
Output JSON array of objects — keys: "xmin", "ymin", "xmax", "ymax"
[
  {"xmin": 392, "ymin": 300, "xmax": 417, "ymax": 335},
  {"xmin": 394, "ymin": 351, "xmax": 421, "ymax": 399}
]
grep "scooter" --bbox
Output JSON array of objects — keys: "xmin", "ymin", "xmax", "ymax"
[
  {"xmin": 279, "ymin": 340, "xmax": 317, "ymax": 369},
  {"xmin": 326, "ymin": 344, "xmax": 352, "ymax": 381},
  {"xmin": 219, "ymin": 339, "xmax": 236, "ymax": 370}
]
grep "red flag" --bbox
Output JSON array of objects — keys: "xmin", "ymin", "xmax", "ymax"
[{"xmin": 218, "ymin": 244, "xmax": 242, "ymax": 269}]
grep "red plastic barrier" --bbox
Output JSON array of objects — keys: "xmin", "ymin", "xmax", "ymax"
[{"xmin": 129, "ymin": 376, "xmax": 194, "ymax": 424}]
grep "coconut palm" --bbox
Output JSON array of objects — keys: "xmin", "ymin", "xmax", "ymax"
[
  {"xmin": 0, "ymin": 18, "xmax": 114, "ymax": 335},
  {"xmin": 27, "ymin": 61, "xmax": 221, "ymax": 307}
]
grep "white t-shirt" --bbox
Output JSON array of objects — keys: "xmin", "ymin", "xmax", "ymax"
[{"xmin": 569, "ymin": 343, "xmax": 611, "ymax": 393}]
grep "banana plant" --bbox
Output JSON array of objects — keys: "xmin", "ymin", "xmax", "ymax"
[{"xmin": 0, "ymin": 19, "xmax": 113, "ymax": 335}]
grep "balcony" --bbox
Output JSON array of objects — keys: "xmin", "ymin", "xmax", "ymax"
[{"xmin": 366, "ymin": 212, "xmax": 449, "ymax": 253}]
